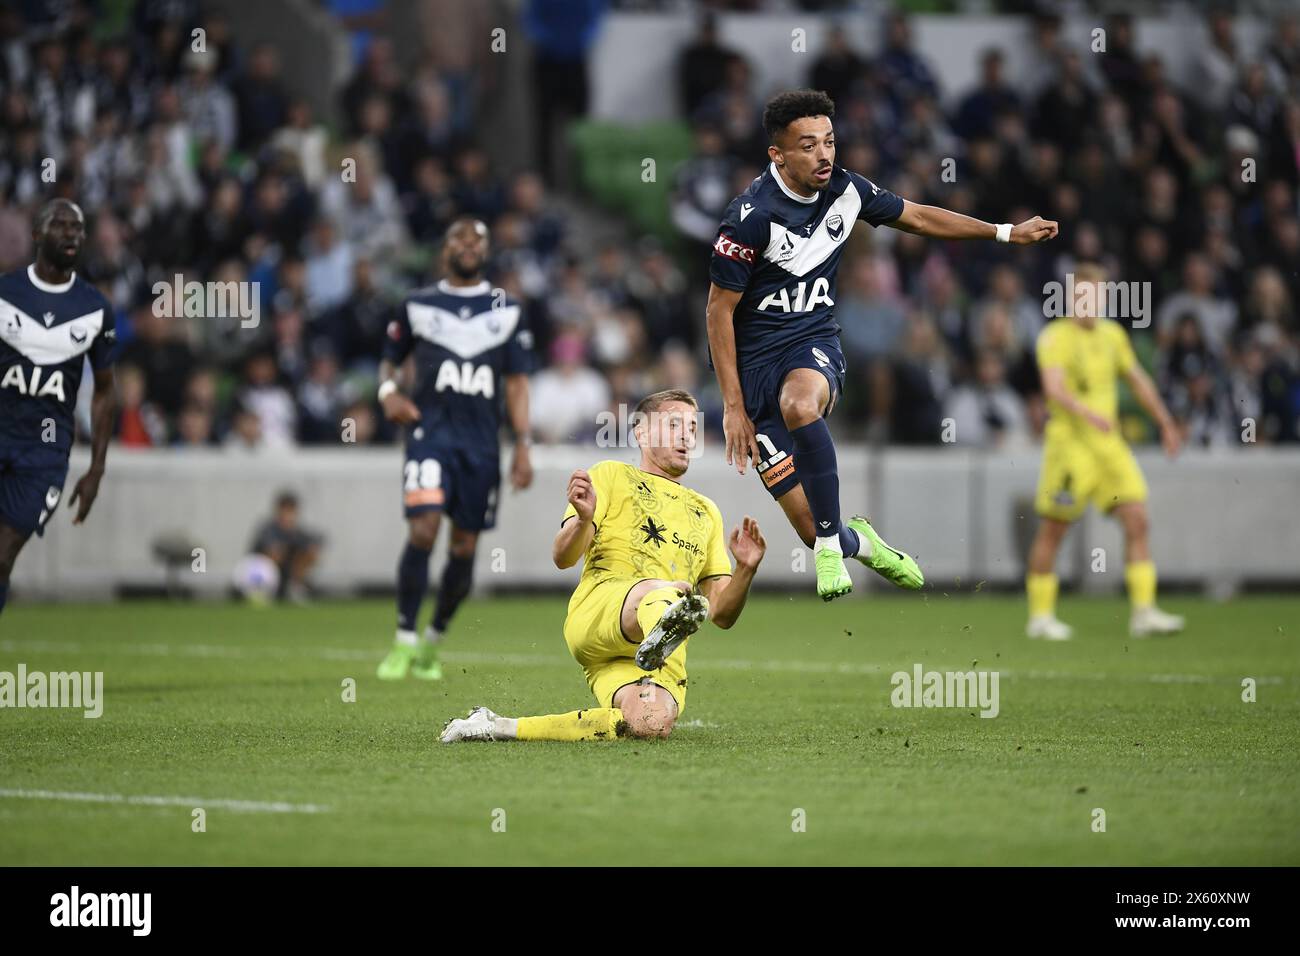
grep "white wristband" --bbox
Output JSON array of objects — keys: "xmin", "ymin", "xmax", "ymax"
[
  {"xmin": 995, "ymin": 223, "xmax": 1013, "ymax": 243},
  {"xmin": 377, "ymin": 379, "xmax": 398, "ymax": 402}
]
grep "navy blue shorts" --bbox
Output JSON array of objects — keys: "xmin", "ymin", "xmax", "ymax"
[
  {"xmin": 0, "ymin": 449, "xmax": 68, "ymax": 537},
  {"xmin": 401, "ymin": 438, "xmax": 500, "ymax": 532},
  {"xmin": 739, "ymin": 339, "xmax": 846, "ymax": 500}
]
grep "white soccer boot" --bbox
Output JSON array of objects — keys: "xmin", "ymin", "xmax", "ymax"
[
  {"xmin": 1026, "ymin": 615, "xmax": 1074, "ymax": 641},
  {"xmin": 1130, "ymin": 606, "xmax": 1185, "ymax": 638},
  {"xmin": 440, "ymin": 705, "xmax": 501, "ymax": 743}
]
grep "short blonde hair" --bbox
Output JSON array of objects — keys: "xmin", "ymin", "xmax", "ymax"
[{"xmin": 634, "ymin": 388, "xmax": 698, "ymax": 418}]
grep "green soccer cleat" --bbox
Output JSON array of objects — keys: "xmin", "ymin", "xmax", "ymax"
[
  {"xmin": 815, "ymin": 548, "xmax": 853, "ymax": 601},
  {"xmin": 846, "ymin": 516, "xmax": 924, "ymax": 590},
  {"xmin": 411, "ymin": 640, "xmax": 443, "ymax": 681},
  {"xmin": 376, "ymin": 641, "xmax": 416, "ymax": 680}
]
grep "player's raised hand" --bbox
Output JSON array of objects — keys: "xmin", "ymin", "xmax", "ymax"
[
  {"xmin": 728, "ymin": 515, "xmax": 766, "ymax": 570},
  {"xmin": 1010, "ymin": 216, "xmax": 1059, "ymax": 245},
  {"xmin": 380, "ymin": 391, "xmax": 421, "ymax": 425},
  {"xmin": 567, "ymin": 469, "xmax": 596, "ymax": 522},
  {"xmin": 68, "ymin": 467, "xmax": 103, "ymax": 525},
  {"xmin": 723, "ymin": 404, "xmax": 762, "ymax": 476}
]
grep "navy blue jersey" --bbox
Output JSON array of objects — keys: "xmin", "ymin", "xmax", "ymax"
[
  {"xmin": 383, "ymin": 279, "xmax": 535, "ymax": 451},
  {"xmin": 709, "ymin": 163, "xmax": 904, "ymax": 371},
  {"xmin": 0, "ymin": 265, "xmax": 115, "ymax": 464}
]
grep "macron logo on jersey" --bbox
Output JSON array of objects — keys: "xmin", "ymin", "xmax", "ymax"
[
  {"xmin": 713, "ymin": 233, "xmax": 755, "ymax": 264},
  {"xmin": 740, "ymin": 203, "xmax": 754, "ymax": 221}
]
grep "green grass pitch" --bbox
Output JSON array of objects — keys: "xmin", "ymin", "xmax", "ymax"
[{"xmin": 1, "ymin": 594, "xmax": 1297, "ymax": 865}]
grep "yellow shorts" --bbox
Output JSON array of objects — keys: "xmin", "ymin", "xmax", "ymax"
[
  {"xmin": 1034, "ymin": 433, "xmax": 1148, "ymax": 522},
  {"xmin": 563, "ymin": 576, "xmax": 688, "ymax": 715}
]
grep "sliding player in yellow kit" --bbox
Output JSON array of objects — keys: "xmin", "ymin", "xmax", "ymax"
[
  {"xmin": 440, "ymin": 389, "xmax": 766, "ymax": 742},
  {"xmin": 1026, "ymin": 264, "xmax": 1185, "ymax": 640}
]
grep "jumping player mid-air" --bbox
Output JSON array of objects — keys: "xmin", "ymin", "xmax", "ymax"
[
  {"xmin": 440, "ymin": 389, "xmax": 765, "ymax": 743},
  {"xmin": 708, "ymin": 89, "xmax": 1058, "ymax": 600},
  {"xmin": 376, "ymin": 218, "xmax": 535, "ymax": 679},
  {"xmin": 1026, "ymin": 263, "xmax": 1184, "ymax": 640},
  {"xmin": 0, "ymin": 199, "xmax": 117, "ymax": 617}
]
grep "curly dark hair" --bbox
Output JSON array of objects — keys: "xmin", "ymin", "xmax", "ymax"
[{"xmin": 762, "ymin": 89, "xmax": 836, "ymax": 144}]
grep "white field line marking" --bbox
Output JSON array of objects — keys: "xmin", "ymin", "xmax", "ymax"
[
  {"xmin": 0, "ymin": 788, "xmax": 329, "ymax": 814},
  {"xmin": 0, "ymin": 639, "xmax": 1285, "ymax": 686}
]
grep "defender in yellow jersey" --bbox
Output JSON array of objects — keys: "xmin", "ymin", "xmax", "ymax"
[
  {"xmin": 1027, "ymin": 264, "xmax": 1185, "ymax": 640},
  {"xmin": 441, "ymin": 389, "xmax": 766, "ymax": 743}
]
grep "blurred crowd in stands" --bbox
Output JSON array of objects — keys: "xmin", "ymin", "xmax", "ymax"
[
  {"xmin": 670, "ymin": 9, "xmax": 1300, "ymax": 448},
  {"xmin": 0, "ymin": 1, "xmax": 1297, "ymax": 451}
]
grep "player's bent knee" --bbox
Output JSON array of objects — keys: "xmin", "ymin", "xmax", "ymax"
[
  {"xmin": 778, "ymin": 392, "xmax": 822, "ymax": 427},
  {"xmin": 614, "ymin": 682, "xmax": 678, "ymax": 739},
  {"xmin": 623, "ymin": 704, "xmax": 675, "ymax": 739}
]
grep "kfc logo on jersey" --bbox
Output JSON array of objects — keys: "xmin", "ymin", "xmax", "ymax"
[{"xmin": 713, "ymin": 233, "xmax": 755, "ymax": 264}]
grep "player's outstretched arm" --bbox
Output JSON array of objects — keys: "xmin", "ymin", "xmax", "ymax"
[
  {"xmin": 890, "ymin": 199, "xmax": 1058, "ymax": 245},
  {"xmin": 706, "ymin": 282, "xmax": 762, "ymax": 475},
  {"xmin": 699, "ymin": 516, "xmax": 766, "ymax": 629},
  {"xmin": 69, "ymin": 367, "xmax": 117, "ymax": 525},
  {"xmin": 1124, "ymin": 364, "xmax": 1182, "ymax": 458},
  {"xmin": 553, "ymin": 469, "xmax": 597, "ymax": 569}
]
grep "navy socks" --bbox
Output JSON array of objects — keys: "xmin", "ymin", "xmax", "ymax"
[
  {"xmin": 396, "ymin": 543, "xmax": 432, "ymax": 632},
  {"xmin": 432, "ymin": 554, "xmax": 474, "ymax": 632},
  {"xmin": 789, "ymin": 418, "xmax": 859, "ymax": 557}
]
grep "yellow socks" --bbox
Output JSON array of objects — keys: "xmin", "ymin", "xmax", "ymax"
[
  {"xmin": 1125, "ymin": 560, "xmax": 1156, "ymax": 610},
  {"xmin": 516, "ymin": 708, "xmax": 624, "ymax": 741},
  {"xmin": 1026, "ymin": 572, "xmax": 1058, "ymax": 618},
  {"xmin": 635, "ymin": 585, "xmax": 682, "ymax": 640}
]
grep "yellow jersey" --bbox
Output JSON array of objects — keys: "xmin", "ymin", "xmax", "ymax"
[
  {"xmin": 561, "ymin": 460, "xmax": 732, "ymax": 612},
  {"xmin": 1035, "ymin": 317, "xmax": 1137, "ymax": 442}
]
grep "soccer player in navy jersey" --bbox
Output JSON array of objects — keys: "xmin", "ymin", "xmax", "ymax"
[
  {"xmin": 708, "ymin": 89, "xmax": 1058, "ymax": 600},
  {"xmin": 375, "ymin": 218, "xmax": 536, "ymax": 679},
  {"xmin": 0, "ymin": 199, "xmax": 118, "ymax": 616}
]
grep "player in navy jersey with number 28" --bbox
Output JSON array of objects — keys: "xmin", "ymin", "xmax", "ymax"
[
  {"xmin": 375, "ymin": 218, "xmax": 535, "ymax": 680},
  {"xmin": 0, "ymin": 199, "xmax": 117, "ymax": 617},
  {"xmin": 708, "ymin": 90, "xmax": 1059, "ymax": 600}
]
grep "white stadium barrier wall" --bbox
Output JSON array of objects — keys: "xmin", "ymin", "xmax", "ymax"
[{"xmin": 10, "ymin": 445, "xmax": 1300, "ymax": 601}]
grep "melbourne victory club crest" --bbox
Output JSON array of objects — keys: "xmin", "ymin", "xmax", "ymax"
[
  {"xmin": 826, "ymin": 213, "xmax": 844, "ymax": 241},
  {"xmin": 812, "ymin": 347, "xmax": 831, "ymax": 368}
]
